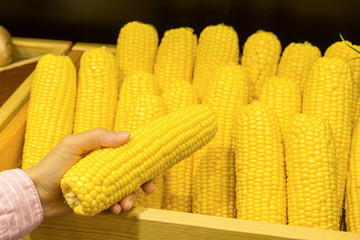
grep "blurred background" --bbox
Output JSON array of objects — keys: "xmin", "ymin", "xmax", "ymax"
[{"xmin": 0, "ymin": 0, "xmax": 359, "ymax": 53}]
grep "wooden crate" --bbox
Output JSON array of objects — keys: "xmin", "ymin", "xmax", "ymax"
[
  {"xmin": 0, "ymin": 38, "xmax": 72, "ymax": 171},
  {"xmin": 1, "ymin": 42, "xmax": 359, "ymax": 240}
]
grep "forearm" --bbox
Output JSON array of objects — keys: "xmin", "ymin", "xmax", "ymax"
[{"xmin": 0, "ymin": 169, "xmax": 43, "ymax": 240}]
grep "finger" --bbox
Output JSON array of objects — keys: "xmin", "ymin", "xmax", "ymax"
[
  {"xmin": 59, "ymin": 128, "xmax": 130, "ymax": 157},
  {"xmin": 141, "ymin": 180, "xmax": 155, "ymax": 195},
  {"xmin": 109, "ymin": 203, "xmax": 122, "ymax": 215},
  {"xmin": 39, "ymin": 128, "xmax": 130, "ymax": 177},
  {"xmin": 120, "ymin": 193, "xmax": 136, "ymax": 211}
]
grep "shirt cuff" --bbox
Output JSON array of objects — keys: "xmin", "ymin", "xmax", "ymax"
[{"xmin": 0, "ymin": 168, "xmax": 43, "ymax": 240}]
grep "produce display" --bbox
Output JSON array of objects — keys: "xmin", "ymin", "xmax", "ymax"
[{"xmin": 21, "ymin": 20, "xmax": 360, "ymax": 233}]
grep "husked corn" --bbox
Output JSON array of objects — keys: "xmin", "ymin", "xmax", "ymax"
[
  {"xmin": 192, "ymin": 24, "xmax": 239, "ymax": 101},
  {"xmin": 61, "ymin": 104, "xmax": 217, "ymax": 216},
  {"xmin": 258, "ymin": 76, "xmax": 301, "ymax": 131},
  {"xmin": 277, "ymin": 42, "xmax": 321, "ymax": 95},
  {"xmin": 162, "ymin": 81, "xmax": 199, "ymax": 212},
  {"xmin": 241, "ymin": 30, "xmax": 281, "ymax": 100},
  {"xmin": 121, "ymin": 93, "xmax": 167, "ymax": 209},
  {"xmin": 302, "ymin": 56, "xmax": 353, "ymax": 218},
  {"xmin": 346, "ymin": 121, "xmax": 360, "ymax": 233},
  {"xmin": 285, "ymin": 114, "xmax": 339, "ymax": 230},
  {"xmin": 154, "ymin": 27, "xmax": 197, "ymax": 91},
  {"xmin": 115, "ymin": 71, "xmax": 161, "ymax": 131},
  {"xmin": 325, "ymin": 40, "xmax": 360, "ymax": 125},
  {"xmin": 73, "ymin": 47, "xmax": 118, "ymax": 134},
  {"xmin": 233, "ymin": 102, "xmax": 287, "ymax": 224},
  {"xmin": 192, "ymin": 64, "xmax": 249, "ymax": 218},
  {"xmin": 22, "ymin": 54, "xmax": 76, "ymax": 169},
  {"xmin": 116, "ymin": 21, "xmax": 158, "ymax": 83}
]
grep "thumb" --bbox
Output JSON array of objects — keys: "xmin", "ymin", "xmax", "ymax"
[
  {"xmin": 40, "ymin": 128, "xmax": 130, "ymax": 176},
  {"xmin": 60, "ymin": 128, "xmax": 130, "ymax": 157}
]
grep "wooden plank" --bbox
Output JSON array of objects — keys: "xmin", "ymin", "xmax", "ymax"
[
  {"xmin": 71, "ymin": 42, "xmax": 116, "ymax": 53},
  {"xmin": 0, "ymin": 73, "xmax": 33, "ymax": 133},
  {"xmin": 0, "ymin": 101, "xmax": 28, "ymax": 170},
  {"xmin": 31, "ymin": 208, "xmax": 360, "ymax": 240},
  {"xmin": 0, "ymin": 37, "xmax": 73, "ymax": 71}
]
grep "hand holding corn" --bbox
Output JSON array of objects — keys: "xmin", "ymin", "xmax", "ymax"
[{"xmin": 23, "ymin": 128, "xmax": 155, "ymax": 219}]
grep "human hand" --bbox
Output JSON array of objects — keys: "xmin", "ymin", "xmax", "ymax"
[{"xmin": 23, "ymin": 128, "xmax": 155, "ymax": 219}]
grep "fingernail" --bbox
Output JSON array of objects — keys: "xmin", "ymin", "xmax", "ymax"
[{"xmin": 115, "ymin": 131, "xmax": 130, "ymax": 137}]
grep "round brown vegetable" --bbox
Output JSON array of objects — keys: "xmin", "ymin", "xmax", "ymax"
[{"xmin": 0, "ymin": 25, "xmax": 14, "ymax": 67}]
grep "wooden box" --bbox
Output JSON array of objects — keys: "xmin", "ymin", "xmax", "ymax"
[{"xmin": 1, "ymin": 43, "xmax": 359, "ymax": 240}]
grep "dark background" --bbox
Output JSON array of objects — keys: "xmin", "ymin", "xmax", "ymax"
[{"xmin": 0, "ymin": 0, "xmax": 359, "ymax": 53}]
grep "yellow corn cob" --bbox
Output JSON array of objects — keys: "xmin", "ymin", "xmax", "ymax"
[
  {"xmin": 118, "ymin": 93, "xmax": 167, "ymax": 209},
  {"xmin": 118, "ymin": 93, "xmax": 166, "ymax": 132},
  {"xmin": 61, "ymin": 104, "xmax": 218, "ymax": 216},
  {"xmin": 284, "ymin": 114, "xmax": 339, "ymax": 230},
  {"xmin": 325, "ymin": 40, "xmax": 360, "ymax": 125},
  {"xmin": 192, "ymin": 24, "xmax": 239, "ymax": 101},
  {"xmin": 192, "ymin": 64, "xmax": 249, "ymax": 218},
  {"xmin": 346, "ymin": 121, "xmax": 360, "ymax": 232},
  {"xmin": 302, "ymin": 56, "xmax": 353, "ymax": 218},
  {"xmin": 22, "ymin": 54, "xmax": 76, "ymax": 169},
  {"xmin": 277, "ymin": 42, "xmax": 321, "ymax": 95},
  {"xmin": 241, "ymin": 30, "xmax": 281, "ymax": 100},
  {"xmin": 73, "ymin": 47, "xmax": 119, "ymax": 134},
  {"xmin": 114, "ymin": 71, "xmax": 161, "ymax": 131},
  {"xmin": 116, "ymin": 21, "xmax": 159, "ymax": 83},
  {"xmin": 162, "ymin": 80, "xmax": 199, "ymax": 112},
  {"xmin": 258, "ymin": 76, "xmax": 301, "ymax": 131},
  {"xmin": 233, "ymin": 102, "xmax": 286, "ymax": 224},
  {"xmin": 153, "ymin": 27, "xmax": 197, "ymax": 91},
  {"xmin": 161, "ymin": 81, "xmax": 199, "ymax": 212}
]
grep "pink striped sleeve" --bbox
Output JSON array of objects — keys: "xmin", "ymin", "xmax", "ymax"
[{"xmin": 0, "ymin": 169, "xmax": 43, "ymax": 240}]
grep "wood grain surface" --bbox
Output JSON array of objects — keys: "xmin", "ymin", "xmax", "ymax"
[{"xmin": 30, "ymin": 207, "xmax": 360, "ymax": 240}]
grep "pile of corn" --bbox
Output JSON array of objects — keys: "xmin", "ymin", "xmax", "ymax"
[{"xmin": 21, "ymin": 21, "xmax": 360, "ymax": 233}]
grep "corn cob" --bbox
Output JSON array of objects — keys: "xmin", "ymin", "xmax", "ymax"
[
  {"xmin": 192, "ymin": 64, "xmax": 249, "ymax": 218},
  {"xmin": 325, "ymin": 40, "xmax": 360, "ymax": 125},
  {"xmin": 22, "ymin": 54, "xmax": 76, "ymax": 169},
  {"xmin": 73, "ymin": 47, "xmax": 119, "ymax": 134},
  {"xmin": 233, "ymin": 102, "xmax": 287, "ymax": 224},
  {"xmin": 302, "ymin": 57, "xmax": 353, "ymax": 219},
  {"xmin": 61, "ymin": 104, "xmax": 217, "ymax": 216},
  {"xmin": 161, "ymin": 81, "xmax": 199, "ymax": 212},
  {"xmin": 153, "ymin": 27, "xmax": 197, "ymax": 91},
  {"xmin": 114, "ymin": 71, "xmax": 161, "ymax": 131},
  {"xmin": 120, "ymin": 93, "xmax": 167, "ymax": 209},
  {"xmin": 346, "ymin": 121, "xmax": 360, "ymax": 233},
  {"xmin": 277, "ymin": 42, "xmax": 321, "ymax": 95},
  {"xmin": 116, "ymin": 21, "xmax": 158, "ymax": 83},
  {"xmin": 241, "ymin": 30, "xmax": 281, "ymax": 100},
  {"xmin": 258, "ymin": 76, "xmax": 301, "ymax": 131},
  {"xmin": 192, "ymin": 24, "xmax": 239, "ymax": 101},
  {"xmin": 162, "ymin": 80, "xmax": 199, "ymax": 112},
  {"xmin": 284, "ymin": 114, "xmax": 339, "ymax": 230}
]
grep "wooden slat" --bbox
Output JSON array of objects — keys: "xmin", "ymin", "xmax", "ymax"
[
  {"xmin": 31, "ymin": 208, "xmax": 360, "ymax": 240},
  {"xmin": 0, "ymin": 73, "xmax": 33, "ymax": 132},
  {"xmin": 71, "ymin": 42, "xmax": 116, "ymax": 53},
  {"xmin": 0, "ymin": 37, "xmax": 73, "ymax": 71},
  {"xmin": 0, "ymin": 101, "xmax": 28, "ymax": 170}
]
